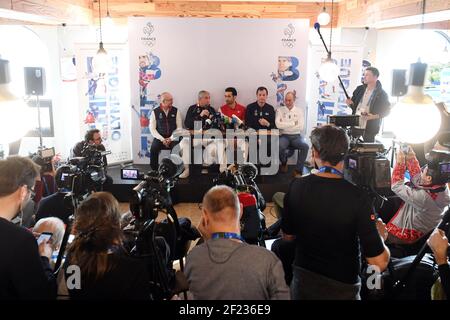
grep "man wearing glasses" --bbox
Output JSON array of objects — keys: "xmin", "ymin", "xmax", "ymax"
[
  {"xmin": 73, "ymin": 128, "xmax": 107, "ymax": 164},
  {"xmin": 72, "ymin": 128, "xmax": 113, "ymax": 185},
  {"xmin": 0, "ymin": 156, "xmax": 56, "ymax": 299}
]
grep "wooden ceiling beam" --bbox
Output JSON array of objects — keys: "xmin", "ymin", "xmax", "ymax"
[
  {"xmin": 0, "ymin": 0, "xmax": 447, "ymax": 28},
  {"xmin": 338, "ymin": 0, "xmax": 450, "ymax": 28},
  {"xmin": 0, "ymin": 0, "xmax": 92, "ymax": 25}
]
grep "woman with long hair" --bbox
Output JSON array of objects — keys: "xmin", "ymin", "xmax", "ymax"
[{"xmin": 64, "ymin": 192, "xmax": 150, "ymax": 299}]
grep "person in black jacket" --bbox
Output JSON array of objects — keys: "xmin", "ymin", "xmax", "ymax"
[
  {"xmin": 64, "ymin": 192, "xmax": 151, "ymax": 300},
  {"xmin": 245, "ymin": 87, "xmax": 276, "ymax": 131},
  {"xmin": 246, "ymin": 87, "xmax": 277, "ymax": 166},
  {"xmin": 35, "ymin": 165, "xmax": 75, "ymax": 224},
  {"xmin": 427, "ymin": 228, "xmax": 450, "ymax": 299},
  {"xmin": 0, "ymin": 156, "xmax": 56, "ymax": 300},
  {"xmin": 280, "ymin": 125, "xmax": 390, "ymax": 299},
  {"xmin": 180, "ymin": 90, "xmax": 226, "ymax": 178},
  {"xmin": 346, "ymin": 67, "xmax": 390, "ymax": 142},
  {"xmin": 184, "ymin": 90, "xmax": 217, "ymax": 131}
]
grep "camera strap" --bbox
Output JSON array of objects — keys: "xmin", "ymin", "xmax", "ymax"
[
  {"xmin": 211, "ymin": 232, "xmax": 244, "ymax": 242},
  {"xmin": 318, "ymin": 166, "xmax": 343, "ymax": 177}
]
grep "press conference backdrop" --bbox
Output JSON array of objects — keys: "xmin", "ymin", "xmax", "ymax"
[
  {"xmin": 75, "ymin": 43, "xmax": 132, "ymax": 165},
  {"xmin": 128, "ymin": 17, "xmax": 310, "ymax": 164}
]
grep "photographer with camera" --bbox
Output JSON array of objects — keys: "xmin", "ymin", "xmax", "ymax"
[
  {"xmin": 0, "ymin": 156, "xmax": 56, "ymax": 299},
  {"xmin": 385, "ymin": 148, "xmax": 450, "ymax": 248},
  {"xmin": 346, "ymin": 67, "xmax": 390, "ymax": 142},
  {"xmin": 63, "ymin": 192, "xmax": 151, "ymax": 300},
  {"xmin": 72, "ymin": 129, "xmax": 112, "ymax": 186},
  {"xmin": 184, "ymin": 185, "xmax": 289, "ymax": 300},
  {"xmin": 35, "ymin": 166, "xmax": 78, "ymax": 224},
  {"xmin": 280, "ymin": 125, "xmax": 390, "ymax": 300}
]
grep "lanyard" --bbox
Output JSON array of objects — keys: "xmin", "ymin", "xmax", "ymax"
[
  {"xmin": 318, "ymin": 166, "xmax": 343, "ymax": 177},
  {"xmin": 211, "ymin": 232, "xmax": 244, "ymax": 242}
]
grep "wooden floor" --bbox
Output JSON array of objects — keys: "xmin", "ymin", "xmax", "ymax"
[{"xmin": 119, "ymin": 202, "xmax": 278, "ymax": 228}]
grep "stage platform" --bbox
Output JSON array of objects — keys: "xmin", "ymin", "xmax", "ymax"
[{"xmin": 105, "ymin": 164, "xmax": 302, "ymax": 203}]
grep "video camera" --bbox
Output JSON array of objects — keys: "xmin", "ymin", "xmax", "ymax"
[
  {"xmin": 122, "ymin": 155, "xmax": 184, "ymax": 222},
  {"xmin": 328, "ymin": 114, "xmax": 360, "ymax": 128},
  {"xmin": 214, "ymin": 163, "xmax": 267, "ymax": 245},
  {"xmin": 77, "ymin": 143, "xmax": 110, "ymax": 168},
  {"xmin": 327, "ymin": 115, "xmax": 391, "ymax": 192},
  {"xmin": 56, "ymin": 145, "xmax": 111, "ymax": 198},
  {"xmin": 31, "ymin": 147, "xmax": 56, "ymax": 173},
  {"xmin": 121, "ymin": 155, "xmax": 194, "ymax": 299},
  {"xmin": 344, "ymin": 141, "xmax": 391, "ymax": 192}
]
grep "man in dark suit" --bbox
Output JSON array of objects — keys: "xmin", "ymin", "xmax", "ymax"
[{"xmin": 346, "ymin": 67, "xmax": 391, "ymax": 142}]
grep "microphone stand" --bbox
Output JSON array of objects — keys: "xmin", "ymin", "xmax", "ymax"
[{"xmin": 314, "ymin": 23, "xmax": 350, "ymax": 100}]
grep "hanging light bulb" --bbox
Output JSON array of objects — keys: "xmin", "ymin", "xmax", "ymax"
[
  {"xmin": 318, "ymin": 0, "xmax": 338, "ymax": 82},
  {"xmin": 0, "ymin": 58, "xmax": 33, "ymax": 144},
  {"xmin": 93, "ymin": 41, "xmax": 109, "ymax": 75},
  {"xmin": 389, "ymin": 61, "xmax": 441, "ymax": 144},
  {"xmin": 103, "ymin": 0, "xmax": 115, "ymax": 30},
  {"xmin": 317, "ymin": 2, "xmax": 331, "ymax": 26},
  {"xmin": 92, "ymin": 0, "xmax": 109, "ymax": 75},
  {"xmin": 319, "ymin": 53, "xmax": 339, "ymax": 82}
]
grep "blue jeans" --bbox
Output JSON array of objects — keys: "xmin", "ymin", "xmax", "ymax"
[{"xmin": 279, "ymin": 134, "xmax": 309, "ymax": 173}]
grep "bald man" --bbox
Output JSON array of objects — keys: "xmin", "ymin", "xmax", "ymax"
[
  {"xmin": 275, "ymin": 91, "xmax": 309, "ymax": 176},
  {"xmin": 184, "ymin": 185, "xmax": 289, "ymax": 300},
  {"xmin": 149, "ymin": 92, "xmax": 183, "ymax": 171}
]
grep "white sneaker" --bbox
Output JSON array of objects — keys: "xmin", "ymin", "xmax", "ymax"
[{"xmin": 179, "ymin": 165, "xmax": 190, "ymax": 179}]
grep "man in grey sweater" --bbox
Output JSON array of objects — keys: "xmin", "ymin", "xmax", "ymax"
[{"xmin": 184, "ymin": 185, "xmax": 290, "ymax": 300}]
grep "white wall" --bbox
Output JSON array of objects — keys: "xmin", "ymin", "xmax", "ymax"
[{"xmin": 0, "ymin": 24, "xmax": 128, "ymax": 159}]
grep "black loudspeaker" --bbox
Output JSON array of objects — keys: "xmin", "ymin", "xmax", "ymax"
[
  {"xmin": 391, "ymin": 69, "xmax": 407, "ymax": 97},
  {"xmin": 24, "ymin": 67, "xmax": 45, "ymax": 96}
]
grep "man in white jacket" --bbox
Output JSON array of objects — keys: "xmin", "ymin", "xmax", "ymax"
[{"xmin": 275, "ymin": 92, "xmax": 309, "ymax": 176}]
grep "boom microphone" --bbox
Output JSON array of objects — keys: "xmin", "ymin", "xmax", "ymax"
[{"xmin": 314, "ymin": 22, "xmax": 320, "ymax": 31}]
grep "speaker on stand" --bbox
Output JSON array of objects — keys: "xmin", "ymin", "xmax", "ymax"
[
  {"xmin": 390, "ymin": 69, "xmax": 408, "ymax": 164},
  {"xmin": 392, "ymin": 69, "xmax": 407, "ymax": 98},
  {"xmin": 24, "ymin": 67, "xmax": 46, "ymax": 149}
]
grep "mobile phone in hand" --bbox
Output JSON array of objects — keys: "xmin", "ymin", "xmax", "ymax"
[
  {"xmin": 37, "ymin": 232, "xmax": 53, "ymax": 245},
  {"xmin": 400, "ymin": 144, "xmax": 410, "ymax": 153}
]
